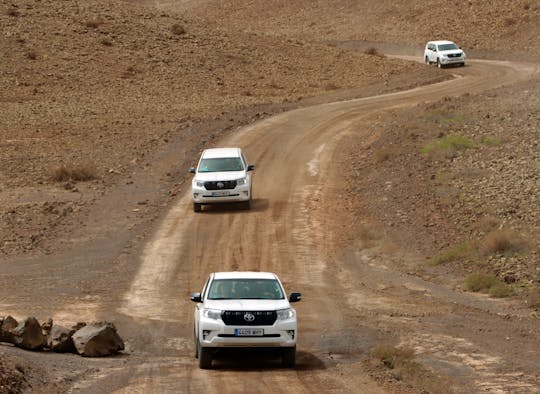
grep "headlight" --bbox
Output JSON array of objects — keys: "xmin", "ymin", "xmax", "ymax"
[
  {"xmin": 236, "ymin": 177, "xmax": 247, "ymax": 185},
  {"xmin": 202, "ymin": 308, "xmax": 222, "ymax": 320},
  {"xmin": 195, "ymin": 180, "xmax": 205, "ymax": 187},
  {"xmin": 276, "ymin": 308, "xmax": 295, "ymax": 320}
]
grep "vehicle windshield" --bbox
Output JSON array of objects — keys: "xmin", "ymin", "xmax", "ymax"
[
  {"xmin": 438, "ymin": 43, "xmax": 459, "ymax": 51},
  {"xmin": 198, "ymin": 157, "xmax": 244, "ymax": 172},
  {"xmin": 207, "ymin": 279, "xmax": 285, "ymax": 300}
]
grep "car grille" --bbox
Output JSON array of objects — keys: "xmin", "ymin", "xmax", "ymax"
[
  {"xmin": 222, "ymin": 311, "xmax": 277, "ymax": 326},
  {"xmin": 448, "ymin": 53, "xmax": 462, "ymax": 58},
  {"xmin": 204, "ymin": 180, "xmax": 237, "ymax": 190}
]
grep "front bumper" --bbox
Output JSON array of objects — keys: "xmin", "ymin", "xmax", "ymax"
[
  {"xmin": 198, "ymin": 317, "xmax": 297, "ymax": 348},
  {"xmin": 440, "ymin": 56, "xmax": 465, "ymax": 65},
  {"xmin": 192, "ymin": 183, "xmax": 250, "ymax": 204}
]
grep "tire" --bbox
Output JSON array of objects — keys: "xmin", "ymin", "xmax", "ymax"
[
  {"xmin": 198, "ymin": 341, "xmax": 212, "ymax": 369},
  {"xmin": 425, "ymin": 56, "xmax": 430, "ymax": 65},
  {"xmin": 193, "ymin": 203, "xmax": 202, "ymax": 212},
  {"xmin": 437, "ymin": 58, "xmax": 443, "ymax": 68},
  {"xmin": 282, "ymin": 346, "xmax": 296, "ymax": 368},
  {"xmin": 243, "ymin": 199, "xmax": 251, "ymax": 210},
  {"xmin": 460, "ymin": 62, "xmax": 465, "ymax": 67}
]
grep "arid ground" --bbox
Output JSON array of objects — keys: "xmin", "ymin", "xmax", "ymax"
[{"xmin": 1, "ymin": 0, "xmax": 539, "ymax": 393}]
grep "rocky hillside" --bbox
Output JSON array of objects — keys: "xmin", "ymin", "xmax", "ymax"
[{"xmin": 177, "ymin": 0, "xmax": 540, "ymax": 54}]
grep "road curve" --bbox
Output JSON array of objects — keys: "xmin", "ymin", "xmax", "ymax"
[{"xmin": 109, "ymin": 59, "xmax": 538, "ymax": 393}]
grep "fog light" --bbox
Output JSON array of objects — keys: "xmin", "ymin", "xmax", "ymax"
[
  {"xmin": 287, "ymin": 330, "xmax": 295, "ymax": 339},
  {"xmin": 193, "ymin": 193, "xmax": 199, "ymax": 198},
  {"xmin": 203, "ymin": 330, "xmax": 211, "ymax": 340}
]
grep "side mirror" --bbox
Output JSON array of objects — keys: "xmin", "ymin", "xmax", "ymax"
[
  {"xmin": 189, "ymin": 167, "xmax": 196, "ymax": 174},
  {"xmin": 247, "ymin": 164, "xmax": 255, "ymax": 172},
  {"xmin": 190, "ymin": 292, "xmax": 202, "ymax": 303},
  {"xmin": 289, "ymin": 292, "xmax": 302, "ymax": 303}
]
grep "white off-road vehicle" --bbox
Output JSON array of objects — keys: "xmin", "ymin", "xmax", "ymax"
[
  {"xmin": 190, "ymin": 271, "xmax": 302, "ymax": 369},
  {"xmin": 424, "ymin": 40, "xmax": 466, "ymax": 68},
  {"xmin": 189, "ymin": 147, "xmax": 254, "ymax": 212}
]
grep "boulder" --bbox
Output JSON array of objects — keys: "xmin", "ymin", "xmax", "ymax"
[
  {"xmin": 47, "ymin": 325, "xmax": 76, "ymax": 353},
  {"xmin": 0, "ymin": 316, "xmax": 19, "ymax": 343},
  {"xmin": 10, "ymin": 317, "xmax": 46, "ymax": 350},
  {"xmin": 72, "ymin": 322, "xmax": 124, "ymax": 357},
  {"xmin": 41, "ymin": 318, "xmax": 53, "ymax": 337}
]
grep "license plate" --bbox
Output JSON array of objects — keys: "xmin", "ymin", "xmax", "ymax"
[
  {"xmin": 235, "ymin": 328, "xmax": 263, "ymax": 336},
  {"xmin": 212, "ymin": 191, "xmax": 230, "ymax": 197}
]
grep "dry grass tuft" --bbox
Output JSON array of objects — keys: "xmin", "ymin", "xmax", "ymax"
[
  {"xmin": 171, "ymin": 23, "xmax": 186, "ymax": 35},
  {"xmin": 429, "ymin": 242, "xmax": 471, "ymax": 266},
  {"xmin": 6, "ymin": 8, "xmax": 20, "ymax": 17},
  {"xmin": 26, "ymin": 50, "xmax": 38, "ymax": 60},
  {"xmin": 52, "ymin": 164, "xmax": 98, "ymax": 182},
  {"xmin": 481, "ymin": 229, "xmax": 527, "ymax": 255},
  {"xmin": 364, "ymin": 47, "xmax": 384, "ymax": 57},
  {"xmin": 100, "ymin": 38, "xmax": 113, "ymax": 47},
  {"xmin": 84, "ymin": 18, "xmax": 103, "ymax": 29}
]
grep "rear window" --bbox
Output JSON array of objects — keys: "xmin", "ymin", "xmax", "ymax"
[
  {"xmin": 198, "ymin": 157, "xmax": 244, "ymax": 172},
  {"xmin": 208, "ymin": 279, "xmax": 285, "ymax": 300}
]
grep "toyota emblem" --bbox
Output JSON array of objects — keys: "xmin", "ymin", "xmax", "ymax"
[
  {"xmin": 243, "ymin": 313, "xmax": 255, "ymax": 322},
  {"xmin": 217, "ymin": 182, "xmax": 224, "ymax": 189}
]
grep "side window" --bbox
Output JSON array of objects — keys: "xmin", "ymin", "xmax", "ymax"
[{"xmin": 241, "ymin": 153, "xmax": 248, "ymax": 169}]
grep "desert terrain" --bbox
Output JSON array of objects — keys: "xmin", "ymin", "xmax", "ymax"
[{"xmin": 0, "ymin": 0, "xmax": 539, "ymax": 393}]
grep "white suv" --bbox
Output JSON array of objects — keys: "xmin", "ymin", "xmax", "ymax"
[
  {"xmin": 424, "ymin": 40, "xmax": 466, "ymax": 68},
  {"xmin": 189, "ymin": 147, "xmax": 254, "ymax": 212},
  {"xmin": 190, "ymin": 271, "xmax": 302, "ymax": 369}
]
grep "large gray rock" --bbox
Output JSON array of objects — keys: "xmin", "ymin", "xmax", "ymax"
[
  {"xmin": 47, "ymin": 324, "xmax": 76, "ymax": 353},
  {"xmin": 10, "ymin": 317, "xmax": 46, "ymax": 350},
  {"xmin": 72, "ymin": 322, "xmax": 124, "ymax": 357},
  {"xmin": 0, "ymin": 315, "xmax": 18, "ymax": 343}
]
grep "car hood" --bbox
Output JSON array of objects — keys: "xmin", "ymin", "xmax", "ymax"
[
  {"xmin": 205, "ymin": 299, "xmax": 291, "ymax": 310},
  {"xmin": 440, "ymin": 49, "xmax": 464, "ymax": 56},
  {"xmin": 194, "ymin": 171, "xmax": 245, "ymax": 182}
]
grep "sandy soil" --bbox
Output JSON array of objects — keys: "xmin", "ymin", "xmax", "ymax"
[{"xmin": 1, "ymin": 0, "xmax": 539, "ymax": 393}]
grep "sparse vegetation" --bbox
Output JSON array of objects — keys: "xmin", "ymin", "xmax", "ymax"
[
  {"xmin": 26, "ymin": 50, "xmax": 38, "ymax": 60},
  {"xmin": 100, "ymin": 38, "xmax": 113, "ymax": 46},
  {"xmin": 429, "ymin": 242, "xmax": 472, "ymax": 266},
  {"xmin": 421, "ymin": 134, "xmax": 474, "ymax": 155},
  {"xmin": 364, "ymin": 47, "xmax": 384, "ymax": 57},
  {"xmin": 464, "ymin": 272, "xmax": 513, "ymax": 297},
  {"xmin": 422, "ymin": 110, "xmax": 462, "ymax": 127},
  {"xmin": 52, "ymin": 164, "xmax": 98, "ymax": 182},
  {"xmin": 6, "ymin": 7, "xmax": 20, "ymax": 17},
  {"xmin": 371, "ymin": 344, "xmax": 453, "ymax": 393},
  {"xmin": 84, "ymin": 18, "xmax": 103, "ymax": 29},
  {"xmin": 480, "ymin": 136, "xmax": 503, "ymax": 146},
  {"xmin": 170, "ymin": 23, "xmax": 186, "ymax": 35},
  {"xmin": 481, "ymin": 229, "xmax": 527, "ymax": 255}
]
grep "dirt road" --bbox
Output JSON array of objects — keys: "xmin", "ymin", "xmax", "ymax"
[
  {"xmin": 1, "ymin": 58, "xmax": 539, "ymax": 392},
  {"xmin": 101, "ymin": 59, "xmax": 538, "ymax": 392}
]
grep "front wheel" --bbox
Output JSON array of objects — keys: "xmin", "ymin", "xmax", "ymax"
[
  {"xmin": 282, "ymin": 346, "xmax": 296, "ymax": 368},
  {"xmin": 198, "ymin": 341, "xmax": 212, "ymax": 369},
  {"xmin": 425, "ymin": 56, "xmax": 430, "ymax": 65},
  {"xmin": 437, "ymin": 58, "xmax": 443, "ymax": 68},
  {"xmin": 193, "ymin": 203, "xmax": 202, "ymax": 212}
]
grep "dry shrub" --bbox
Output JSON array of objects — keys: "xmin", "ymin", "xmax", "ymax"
[
  {"xmin": 6, "ymin": 8, "xmax": 20, "ymax": 16},
  {"xmin": 429, "ymin": 242, "xmax": 471, "ymax": 266},
  {"xmin": 481, "ymin": 229, "xmax": 526, "ymax": 255},
  {"xmin": 364, "ymin": 47, "xmax": 384, "ymax": 57},
  {"xmin": 372, "ymin": 344, "xmax": 414, "ymax": 369},
  {"xmin": 26, "ymin": 50, "xmax": 37, "ymax": 60},
  {"xmin": 464, "ymin": 272, "xmax": 512, "ymax": 297},
  {"xmin": 477, "ymin": 215, "xmax": 500, "ymax": 232},
  {"xmin": 170, "ymin": 23, "xmax": 186, "ymax": 35},
  {"xmin": 100, "ymin": 38, "xmax": 113, "ymax": 47},
  {"xmin": 52, "ymin": 164, "xmax": 98, "ymax": 182},
  {"xmin": 84, "ymin": 18, "xmax": 103, "ymax": 29}
]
